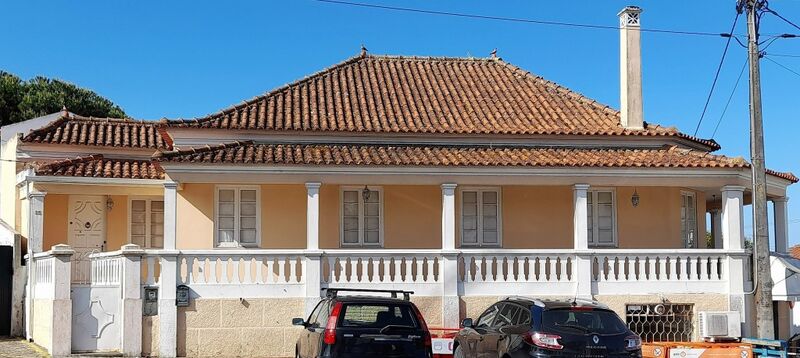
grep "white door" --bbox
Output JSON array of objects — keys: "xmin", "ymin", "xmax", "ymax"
[{"xmin": 68, "ymin": 196, "xmax": 106, "ymax": 283}]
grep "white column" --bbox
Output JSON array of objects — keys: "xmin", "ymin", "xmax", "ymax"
[
  {"xmin": 120, "ymin": 244, "xmax": 144, "ymax": 357},
  {"xmin": 25, "ymin": 191, "xmax": 46, "ymax": 341},
  {"xmin": 441, "ymin": 184, "xmax": 457, "ymax": 251},
  {"xmin": 306, "ymin": 182, "xmax": 321, "ymax": 251},
  {"xmin": 721, "ymin": 185, "xmax": 749, "ymax": 335},
  {"xmin": 573, "ymin": 184, "xmax": 592, "ymax": 298},
  {"xmin": 774, "ymin": 197, "xmax": 789, "ymax": 254},
  {"xmin": 304, "ymin": 182, "xmax": 323, "ymax": 316},
  {"xmin": 711, "ymin": 209, "xmax": 723, "ymax": 249},
  {"xmin": 158, "ymin": 252, "xmax": 178, "ymax": 358},
  {"xmin": 440, "ymin": 183, "xmax": 460, "ymax": 328},
  {"xmin": 721, "ymin": 186, "xmax": 745, "ymax": 250},
  {"xmin": 163, "ymin": 181, "xmax": 178, "ymax": 250},
  {"xmin": 50, "ymin": 244, "xmax": 74, "ymax": 357},
  {"xmin": 160, "ymin": 180, "xmax": 179, "ymax": 358}
]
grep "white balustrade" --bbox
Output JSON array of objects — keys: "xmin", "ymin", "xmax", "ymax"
[
  {"xmin": 89, "ymin": 253, "xmax": 122, "ymax": 286},
  {"xmin": 460, "ymin": 250, "xmax": 576, "ymax": 296},
  {"xmin": 323, "ymin": 250, "xmax": 442, "ymax": 296}
]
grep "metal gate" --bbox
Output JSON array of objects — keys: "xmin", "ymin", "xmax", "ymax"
[
  {"xmin": 71, "ymin": 255, "xmax": 121, "ymax": 353},
  {"xmin": 626, "ymin": 303, "xmax": 694, "ymax": 342},
  {"xmin": 0, "ymin": 246, "xmax": 11, "ymax": 336}
]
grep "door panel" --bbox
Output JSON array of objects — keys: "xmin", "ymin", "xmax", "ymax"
[{"xmin": 68, "ymin": 196, "xmax": 106, "ymax": 283}]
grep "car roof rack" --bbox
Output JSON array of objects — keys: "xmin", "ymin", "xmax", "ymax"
[{"xmin": 323, "ymin": 288, "xmax": 414, "ymax": 301}]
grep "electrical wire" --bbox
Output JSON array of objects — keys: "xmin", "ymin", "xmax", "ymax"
[
  {"xmin": 711, "ymin": 59, "xmax": 748, "ymax": 139},
  {"xmin": 313, "ymin": 0, "xmax": 741, "ymax": 38},
  {"xmin": 764, "ymin": 3, "xmax": 800, "ymax": 32},
  {"xmin": 692, "ymin": 12, "xmax": 742, "ymax": 136},
  {"xmin": 768, "ymin": 53, "xmax": 800, "ymax": 58},
  {"xmin": 764, "ymin": 55, "xmax": 800, "ymax": 78}
]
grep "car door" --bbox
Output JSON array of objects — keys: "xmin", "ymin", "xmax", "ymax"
[
  {"xmin": 299, "ymin": 301, "xmax": 324, "ymax": 358},
  {"xmin": 307, "ymin": 300, "xmax": 330, "ymax": 358},
  {"xmin": 498, "ymin": 304, "xmax": 531, "ymax": 356},
  {"xmin": 464, "ymin": 303, "xmax": 500, "ymax": 357},
  {"xmin": 478, "ymin": 303, "xmax": 519, "ymax": 358}
]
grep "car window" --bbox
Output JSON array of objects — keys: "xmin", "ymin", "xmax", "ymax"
[
  {"xmin": 476, "ymin": 304, "xmax": 501, "ymax": 328},
  {"xmin": 542, "ymin": 308, "xmax": 629, "ymax": 334},
  {"xmin": 340, "ymin": 303, "xmax": 417, "ymax": 328},
  {"xmin": 495, "ymin": 304, "xmax": 520, "ymax": 328},
  {"xmin": 514, "ymin": 306, "xmax": 532, "ymax": 326},
  {"xmin": 308, "ymin": 300, "xmax": 324, "ymax": 325},
  {"xmin": 313, "ymin": 301, "xmax": 330, "ymax": 327}
]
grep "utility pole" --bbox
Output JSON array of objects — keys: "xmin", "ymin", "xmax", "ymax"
[{"xmin": 743, "ymin": 0, "xmax": 774, "ymax": 339}]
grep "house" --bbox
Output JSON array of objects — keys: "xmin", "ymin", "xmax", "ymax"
[{"xmin": 0, "ymin": 7, "xmax": 797, "ymax": 358}]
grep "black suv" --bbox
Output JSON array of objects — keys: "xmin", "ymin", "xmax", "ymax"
[
  {"xmin": 292, "ymin": 288, "xmax": 433, "ymax": 358},
  {"xmin": 453, "ymin": 297, "xmax": 642, "ymax": 357}
]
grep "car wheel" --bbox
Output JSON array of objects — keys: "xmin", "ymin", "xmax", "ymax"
[{"xmin": 453, "ymin": 344, "xmax": 466, "ymax": 358}]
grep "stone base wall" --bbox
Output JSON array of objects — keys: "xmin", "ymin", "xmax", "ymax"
[
  {"xmin": 142, "ymin": 315, "xmax": 159, "ymax": 356},
  {"xmin": 31, "ymin": 299, "xmax": 52, "ymax": 352},
  {"xmin": 177, "ymin": 298, "xmax": 305, "ymax": 357}
]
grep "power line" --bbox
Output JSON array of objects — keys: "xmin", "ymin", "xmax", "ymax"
[
  {"xmin": 313, "ymin": 0, "xmax": 740, "ymax": 38},
  {"xmin": 693, "ymin": 12, "xmax": 742, "ymax": 136},
  {"xmin": 764, "ymin": 55, "xmax": 800, "ymax": 78},
  {"xmin": 711, "ymin": 59, "xmax": 748, "ymax": 139},
  {"xmin": 764, "ymin": 4, "xmax": 800, "ymax": 32},
  {"xmin": 768, "ymin": 52, "xmax": 800, "ymax": 58}
]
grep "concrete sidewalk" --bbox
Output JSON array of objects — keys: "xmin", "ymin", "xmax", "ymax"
[{"xmin": 0, "ymin": 337, "xmax": 48, "ymax": 358}]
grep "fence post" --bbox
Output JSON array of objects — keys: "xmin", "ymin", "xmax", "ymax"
[
  {"xmin": 120, "ymin": 244, "xmax": 144, "ymax": 357},
  {"xmin": 158, "ymin": 252, "xmax": 179, "ymax": 358},
  {"xmin": 50, "ymin": 244, "xmax": 74, "ymax": 357}
]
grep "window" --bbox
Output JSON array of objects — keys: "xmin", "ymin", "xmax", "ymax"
[
  {"xmin": 461, "ymin": 188, "xmax": 501, "ymax": 247},
  {"xmin": 476, "ymin": 304, "xmax": 501, "ymax": 328},
  {"xmin": 587, "ymin": 190, "xmax": 616, "ymax": 247},
  {"xmin": 681, "ymin": 192, "xmax": 698, "ymax": 248},
  {"xmin": 129, "ymin": 198, "xmax": 164, "ymax": 249},
  {"xmin": 340, "ymin": 187, "xmax": 382, "ymax": 246},
  {"xmin": 215, "ymin": 186, "xmax": 260, "ymax": 247}
]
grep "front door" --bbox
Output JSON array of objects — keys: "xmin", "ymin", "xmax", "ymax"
[{"xmin": 68, "ymin": 196, "xmax": 106, "ymax": 283}]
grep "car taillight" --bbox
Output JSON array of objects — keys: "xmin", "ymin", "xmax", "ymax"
[
  {"xmin": 523, "ymin": 332, "xmax": 563, "ymax": 350},
  {"xmin": 323, "ymin": 302, "xmax": 343, "ymax": 345},
  {"xmin": 411, "ymin": 305, "xmax": 432, "ymax": 347},
  {"xmin": 625, "ymin": 335, "xmax": 642, "ymax": 351}
]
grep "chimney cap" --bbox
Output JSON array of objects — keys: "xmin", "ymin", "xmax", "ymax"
[{"xmin": 618, "ymin": 5, "xmax": 642, "ymax": 16}]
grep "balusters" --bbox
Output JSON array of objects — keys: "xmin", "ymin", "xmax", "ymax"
[
  {"xmin": 290, "ymin": 257, "xmax": 299, "ymax": 283},
  {"xmin": 382, "ymin": 257, "xmax": 391, "ymax": 283},
  {"xmin": 371, "ymin": 258, "xmax": 380, "ymax": 283},
  {"xmin": 415, "ymin": 258, "xmax": 425, "ymax": 282}
]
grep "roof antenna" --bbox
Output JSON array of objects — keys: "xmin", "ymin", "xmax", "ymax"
[
  {"xmin": 490, "ymin": 48, "xmax": 498, "ymax": 59},
  {"xmin": 571, "ymin": 274, "xmax": 580, "ymax": 307},
  {"xmin": 360, "ymin": 44, "xmax": 368, "ymax": 57}
]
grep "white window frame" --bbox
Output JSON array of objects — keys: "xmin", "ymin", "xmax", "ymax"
[
  {"xmin": 681, "ymin": 191, "xmax": 698, "ymax": 248},
  {"xmin": 339, "ymin": 186, "xmax": 384, "ymax": 247},
  {"xmin": 587, "ymin": 188, "xmax": 618, "ymax": 248},
  {"xmin": 127, "ymin": 196, "xmax": 165, "ymax": 249},
  {"xmin": 459, "ymin": 187, "xmax": 503, "ymax": 248},
  {"xmin": 214, "ymin": 185, "xmax": 261, "ymax": 248}
]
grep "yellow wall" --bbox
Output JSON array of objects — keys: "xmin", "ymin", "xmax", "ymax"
[
  {"xmin": 0, "ymin": 137, "xmax": 18, "ymax": 226},
  {"xmin": 319, "ymin": 185, "xmax": 340, "ymax": 249},
  {"xmin": 176, "ymin": 184, "xmax": 215, "ymax": 249},
  {"xmin": 261, "ymin": 185, "xmax": 306, "ymax": 249},
  {"xmin": 617, "ymin": 187, "xmax": 706, "ymax": 249},
  {"xmin": 42, "ymin": 195, "xmax": 68, "ymax": 250},
  {"xmin": 501, "ymin": 186, "xmax": 573, "ymax": 249},
  {"xmin": 383, "ymin": 185, "xmax": 441, "ymax": 249},
  {"xmin": 106, "ymin": 195, "xmax": 128, "ymax": 250}
]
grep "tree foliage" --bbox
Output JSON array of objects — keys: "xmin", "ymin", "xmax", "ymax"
[{"xmin": 0, "ymin": 71, "xmax": 126, "ymax": 125}]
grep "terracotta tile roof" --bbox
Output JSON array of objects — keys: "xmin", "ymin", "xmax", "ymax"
[
  {"xmin": 163, "ymin": 54, "xmax": 719, "ymax": 150},
  {"xmin": 790, "ymin": 245, "xmax": 800, "ymax": 260},
  {"xmin": 155, "ymin": 141, "xmax": 795, "ymax": 182},
  {"xmin": 36, "ymin": 155, "xmax": 164, "ymax": 179},
  {"xmin": 22, "ymin": 114, "xmax": 171, "ymax": 150}
]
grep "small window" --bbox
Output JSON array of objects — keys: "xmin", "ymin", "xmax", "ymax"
[
  {"xmin": 129, "ymin": 198, "xmax": 164, "ymax": 249},
  {"xmin": 340, "ymin": 187, "xmax": 383, "ymax": 247},
  {"xmin": 681, "ymin": 192, "xmax": 698, "ymax": 248},
  {"xmin": 215, "ymin": 186, "xmax": 260, "ymax": 248},
  {"xmin": 461, "ymin": 188, "xmax": 501, "ymax": 247},
  {"xmin": 587, "ymin": 190, "xmax": 616, "ymax": 247}
]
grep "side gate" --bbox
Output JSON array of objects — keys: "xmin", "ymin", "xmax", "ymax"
[
  {"xmin": 71, "ymin": 254, "xmax": 122, "ymax": 353},
  {"xmin": 0, "ymin": 246, "xmax": 11, "ymax": 336}
]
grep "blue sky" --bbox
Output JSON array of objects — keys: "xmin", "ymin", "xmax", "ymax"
[{"xmin": 3, "ymin": 1, "xmax": 800, "ymax": 245}]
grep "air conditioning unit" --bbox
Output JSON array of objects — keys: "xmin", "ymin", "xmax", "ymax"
[{"xmin": 699, "ymin": 311, "xmax": 742, "ymax": 341}]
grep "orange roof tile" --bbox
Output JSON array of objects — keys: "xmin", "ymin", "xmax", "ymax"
[
  {"xmin": 22, "ymin": 114, "xmax": 170, "ymax": 150},
  {"xmin": 154, "ymin": 141, "xmax": 796, "ymax": 182},
  {"xmin": 36, "ymin": 155, "xmax": 164, "ymax": 179},
  {"xmin": 163, "ymin": 54, "xmax": 719, "ymax": 150}
]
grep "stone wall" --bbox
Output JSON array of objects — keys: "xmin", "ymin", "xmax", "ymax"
[{"xmin": 177, "ymin": 298, "xmax": 305, "ymax": 357}]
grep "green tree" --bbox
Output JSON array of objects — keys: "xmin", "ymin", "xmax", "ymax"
[{"xmin": 0, "ymin": 71, "xmax": 126, "ymax": 125}]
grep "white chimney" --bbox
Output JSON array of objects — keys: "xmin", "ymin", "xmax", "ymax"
[{"xmin": 619, "ymin": 6, "xmax": 644, "ymax": 129}]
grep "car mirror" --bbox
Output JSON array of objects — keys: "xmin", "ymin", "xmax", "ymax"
[
  {"xmin": 461, "ymin": 318, "xmax": 474, "ymax": 328},
  {"xmin": 291, "ymin": 318, "xmax": 306, "ymax": 326}
]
